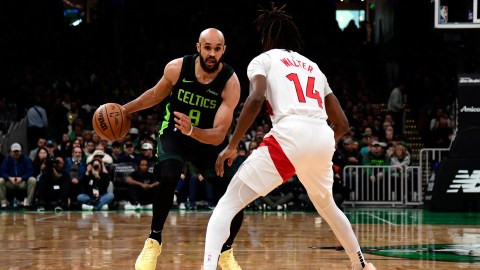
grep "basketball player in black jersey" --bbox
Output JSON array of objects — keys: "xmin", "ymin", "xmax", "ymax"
[{"xmin": 122, "ymin": 28, "xmax": 243, "ymax": 270}]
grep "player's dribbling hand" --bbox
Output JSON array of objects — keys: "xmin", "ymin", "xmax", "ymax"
[
  {"xmin": 215, "ymin": 146, "xmax": 237, "ymax": 177},
  {"xmin": 173, "ymin": 111, "xmax": 193, "ymax": 135}
]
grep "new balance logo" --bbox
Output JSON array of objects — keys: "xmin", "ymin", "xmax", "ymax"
[
  {"xmin": 182, "ymin": 78, "xmax": 194, "ymax": 83},
  {"xmin": 447, "ymin": 170, "xmax": 480, "ymax": 193}
]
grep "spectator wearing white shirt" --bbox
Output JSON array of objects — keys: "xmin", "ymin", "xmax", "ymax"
[{"xmin": 27, "ymin": 102, "xmax": 48, "ymax": 151}]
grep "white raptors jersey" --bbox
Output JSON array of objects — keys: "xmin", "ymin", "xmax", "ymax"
[{"xmin": 247, "ymin": 49, "xmax": 332, "ymax": 124}]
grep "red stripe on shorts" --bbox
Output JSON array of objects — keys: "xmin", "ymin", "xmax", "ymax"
[{"xmin": 259, "ymin": 136, "xmax": 295, "ymax": 183}]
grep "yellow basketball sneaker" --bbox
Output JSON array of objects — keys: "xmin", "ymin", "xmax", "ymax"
[
  {"xmin": 135, "ymin": 238, "xmax": 162, "ymax": 270},
  {"xmin": 218, "ymin": 248, "xmax": 242, "ymax": 270}
]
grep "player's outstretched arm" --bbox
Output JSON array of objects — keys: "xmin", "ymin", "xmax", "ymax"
[
  {"xmin": 216, "ymin": 74, "xmax": 265, "ymax": 176},
  {"xmin": 228, "ymin": 74, "xmax": 266, "ymax": 148}
]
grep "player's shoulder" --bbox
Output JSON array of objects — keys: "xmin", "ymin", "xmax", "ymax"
[
  {"xmin": 249, "ymin": 51, "xmax": 271, "ymax": 66},
  {"xmin": 165, "ymin": 57, "xmax": 184, "ymax": 70},
  {"xmin": 163, "ymin": 57, "xmax": 184, "ymax": 78}
]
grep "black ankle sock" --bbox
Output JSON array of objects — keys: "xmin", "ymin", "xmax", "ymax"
[
  {"xmin": 221, "ymin": 245, "xmax": 232, "ymax": 253},
  {"xmin": 149, "ymin": 230, "xmax": 162, "ymax": 244}
]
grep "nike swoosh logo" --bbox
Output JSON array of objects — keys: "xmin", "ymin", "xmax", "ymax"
[
  {"xmin": 182, "ymin": 78, "xmax": 194, "ymax": 83},
  {"xmin": 206, "ymin": 89, "xmax": 218, "ymax": 96}
]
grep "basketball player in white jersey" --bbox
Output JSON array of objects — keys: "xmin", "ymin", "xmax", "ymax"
[{"xmin": 202, "ymin": 3, "xmax": 376, "ymax": 270}]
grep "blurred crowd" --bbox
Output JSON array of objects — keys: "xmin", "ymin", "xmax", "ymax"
[{"xmin": 0, "ymin": 1, "xmax": 464, "ymax": 211}]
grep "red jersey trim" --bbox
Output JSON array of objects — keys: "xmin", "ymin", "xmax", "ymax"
[{"xmin": 259, "ymin": 136, "xmax": 295, "ymax": 183}]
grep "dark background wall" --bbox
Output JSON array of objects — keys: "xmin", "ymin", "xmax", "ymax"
[{"xmin": 0, "ymin": 0, "xmax": 479, "ymax": 115}]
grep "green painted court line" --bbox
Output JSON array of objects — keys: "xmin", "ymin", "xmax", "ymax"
[{"xmin": 344, "ymin": 208, "xmax": 480, "ymax": 226}]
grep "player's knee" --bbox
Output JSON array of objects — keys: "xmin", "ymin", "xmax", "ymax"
[{"xmin": 309, "ymin": 191, "xmax": 334, "ymax": 210}]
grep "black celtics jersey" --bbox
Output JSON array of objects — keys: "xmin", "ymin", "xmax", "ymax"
[{"xmin": 157, "ymin": 54, "xmax": 234, "ymax": 161}]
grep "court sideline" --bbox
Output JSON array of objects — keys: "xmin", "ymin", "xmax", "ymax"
[{"xmin": 0, "ymin": 208, "xmax": 479, "ymax": 269}]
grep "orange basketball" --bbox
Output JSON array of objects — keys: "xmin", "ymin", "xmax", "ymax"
[{"xmin": 92, "ymin": 103, "xmax": 131, "ymax": 141}]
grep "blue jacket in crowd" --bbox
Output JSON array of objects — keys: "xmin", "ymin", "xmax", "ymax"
[{"xmin": 0, "ymin": 155, "xmax": 34, "ymax": 180}]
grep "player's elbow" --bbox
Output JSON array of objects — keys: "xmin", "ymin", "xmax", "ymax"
[
  {"xmin": 337, "ymin": 120, "xmax": 349, "ymax": 136},
  {"xmin": 331, "ymin": 117, "xmax": 349, "ymax": 137},
  {"xmin": 210, "ymin": 137, "xmax": 225, "ymax": 146},
  {"xmin": 209, "ymin": 131, "xmax": 229, "ymax": 146}
]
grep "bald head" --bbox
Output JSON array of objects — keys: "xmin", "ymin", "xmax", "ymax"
[
  {"xmin": 198, "ymin": 28, "xmax": 225, "ymax": 46},
  {"xmin": 196, "ymin": 28, "xmax": 226, "ymax": 73}
]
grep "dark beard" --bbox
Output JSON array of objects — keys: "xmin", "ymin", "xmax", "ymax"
[{"xmin": 199, "ymin": 55, "xmax": 221, "ymax": 74}]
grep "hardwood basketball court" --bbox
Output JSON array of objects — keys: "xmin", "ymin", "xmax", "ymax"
[{"xmin": 1, "ymin": 208, "xmax": 479, "ymax": 269}]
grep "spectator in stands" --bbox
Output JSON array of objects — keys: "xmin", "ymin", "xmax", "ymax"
[
  {"xmin": 82, "ymin": 129, "xmax": 93, "ymax": 145},
  {"xmin": 69, "ymin": 120, "xmax": 85, "ymax": 142},
  {"xmin": 45, "ymin": 139, "xmax": 62, "ymax": 159},
  {"xmin": 110, "ymin": 141, "xmax": 123, "ymax": 163},
  {"xmin": 32, "ymin": 146, "xmax": 49, "ymax": 178},
  {"xmin": 363, "ymin": 141, "xmax": 391, "ymax": 168},
  {"xmin": 429, "ymin": 109, "xmax": 454, "ymax": 148},
  {"xmin": 77, "ymin": 157, "xmax": 114, "ymax": 211},
  {"xmin": 342, "ymin": 138, "xmax": 363, "ymax": 167},
  {"xmin": 86, "ymin": 146, "xmax": 113, "ymax": 169},
  {"xmin": 64, "ymin": 146, "xmax": 87, "ymax": 210},
  {"xmin": 67, "ymin": 101, "xmax": 88, "ymax": 135},
  {"xmin": 124, "ymin": 158, "xmax": 159, "ymax": 210},
  {"xmin": 336, "ymin": 138, "xmax": 362, "ymax": 192},
  {"xmin": 371, "ymin": 116, "xmax": 384, "ymax": 141},
  {"xmin": 74, "ymin": 136, "xmax": 84, "ymax": 150},
  {"xmin": 363, "ymin": 141, "xmax": 391, "ymax": 200},
  {"xmin": 29, "ymin": 137, "xmax": 47, "ymax": 161},
  {"xmin": 116, "ymin": 140, "xmax": 140, "ymax": 163},
  {"xmin": 26, "ymin": 101, "xmax": 48, "ymax": 151},
  {"xmin": 383, "ymin": 125, "xmax": 396, "ymax": 146},
  {"xmin": 235, "ymin": 145, "xmax": 248, "ymax": 164},
  {"xmin": 387, "ymin": 81, "xmax": 406, "ymax": 136},
  {"xmin": 139, "ymin": 142, "xmax": 157, "ymax": 163},
  {"xmin": 175, "ymin": 171, "xmax": 189, "ymax": 210},
  {"xmin": 36, "ymin": 156, "xmax": 71, "ymax": 211},
  {"xmin": 83, "ymin": 139, "xmax": 96, "ymax": 160},
  {"xmin": 247, "ymin": 141, "xmax": 258, "ymax": 156},
  {"xmin": 0, "ymin": 143, "xmax": 37, "ymax": 209},
  {"xmin": 91, "ymin": 132, "xmax": 102, "ymax": 146},
  {"xmin": 65, "ymin": 138, "xmax": 83, "ymax": 160},
  {"xmin": 390, "ymin": 144, "xmax": 411, "ymax": 169},
  {"xmin": 383, "ymin": 114, "xmax": 395, "ymax": 130},
  {"xmin": 362, "ymin": 126, "xmax": 374, "ymax": 142},
  {"xmin": 184, "ymin": 161, "xmax": 215, "ymax": 210},
  {"xmin": 258, "ymin": 185, "xmax": 295, "ymax": 211},
  {"xmin": 390, "ymin": 144, "xmax": 411, "ymax": 200},
  {"xmin": 253, "ymin": 129, "xmax": 265, "ymax": 145},
  {"xmin": 57, "ymin": 133, "xmax": 72, "ymax": 158},
  {"xmin": 128, "ymin": 128, "xmax": 140, "ymax": 152}
]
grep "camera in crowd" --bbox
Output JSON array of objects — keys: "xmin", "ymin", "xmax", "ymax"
[
  {"xmin": 44, "ymin": 157, "xmax": 60, "ymax": 174},
  {"xmin": 91, "ymin": 158, "xmax": 103, "ymax": 172}
]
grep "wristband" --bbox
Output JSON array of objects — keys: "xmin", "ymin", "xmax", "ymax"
[{"xmin": 186, "ymin": 125, "xmax": 193, "ymax": 136}]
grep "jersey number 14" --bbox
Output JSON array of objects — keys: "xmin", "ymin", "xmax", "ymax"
[{"xmin": 287, "ymin": 73, "xmax": 323, "ymax": 109}]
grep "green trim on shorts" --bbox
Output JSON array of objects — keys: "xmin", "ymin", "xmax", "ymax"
[
  {"xmin": 158, "ymin": 152, "xmax": 184, "ymax": 163},
  {"xmin": 156, "ymin": 135, "xmax": 184, "ymax": 163}
]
